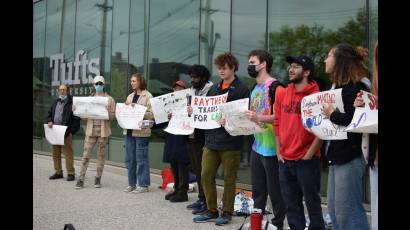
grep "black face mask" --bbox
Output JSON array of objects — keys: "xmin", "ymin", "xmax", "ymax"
[{"xmin": 247, "ymin": 65, "xmax": 258, "ymax": 78}]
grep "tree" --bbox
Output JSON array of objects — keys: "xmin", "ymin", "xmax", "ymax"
[{"xmin": 268, "ymin": 9, "xmax": 367, "ymax": 90}]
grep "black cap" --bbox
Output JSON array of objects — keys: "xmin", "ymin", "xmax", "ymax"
[{"xmin": 286, "ymin": 55, "xmax": 315, "ymax": 73}]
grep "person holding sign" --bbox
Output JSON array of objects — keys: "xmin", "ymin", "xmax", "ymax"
[
  {"xmin": 46, "ymin": 84, "xmax": 80, "ymax": 181},
  {"xmin": 245, "ymin": 50, "xmax": 286, "ymax": 230},
  {"xmin": 274, "ymin": 55, "xmax": 325, "ymax": 230},
  {"xmin": 322, "ymin": 44, "xmax": 370, "ymax": 230},
  {"xmin": 354, "ymin": 41, "xmax": 378, "ymax": 230},
  {"xmin": 75, "ymin": 76, "xmax": 116, "ymax": 189},
  {"xmin": 122, "ymin": 73, "xmax": 154, "ymax": 194},
  {"xmin": 162, "ymin": 80, "xmax": 191, "ymax": 202},
  {"xmin": 192, "ymin": 53, "xmax": 249, "ymax": 226},
  {"xmin": 185, "ymin": 65, "xmax": 213, "ymax": 214}
]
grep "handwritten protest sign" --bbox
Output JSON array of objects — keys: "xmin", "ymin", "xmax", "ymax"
[
  {"xmin": 44, "ymin": 124, "xmax": 67, "ymax": 145},
  {"xmin": 73, "ymin": 96, "xmax": 109, "ymax": 120},
  {"xmin": 115, "ymin": 103, "xmax": 147, "ymax": 130},
  {"xmin": 345, "ymin": 91, "xmax": 378, "ymax": 133},
  {"xmin": 150, "ymin": 89, "xmax": 190, "ymax": 124},
  {"xmin": 191, "ymin": 92, "xmax": 228, "ymax": 129},
  {"xmin": 219, "ymin": 98, "xmax": 263, "ymax": 136},
  {"xmin": 301, "ymin": 89, "xmax": 347, "ymax": 140},
  {"xmin": 164, "ymin": 109, "xmax": 194, "ymax": 135}
]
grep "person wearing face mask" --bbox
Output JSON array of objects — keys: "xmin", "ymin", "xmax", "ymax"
[
  {"xmin": 245, "ymin": 50, "xmax": 286, "ymax": 230},
  {"xmin": 75, "ymin": 75, "xmax": 116, "ymax": 189},
  {"xmin": 47, "ymin": 84, "xmax": 81, "ymax": 181}
]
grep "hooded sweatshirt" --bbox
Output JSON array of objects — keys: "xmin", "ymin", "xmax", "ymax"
[{"xmin": 273, "ymin": 80, "xmax": 320, "ymax": 160}]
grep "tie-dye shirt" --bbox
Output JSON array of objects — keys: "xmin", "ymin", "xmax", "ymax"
[{"xmin": 250, "ymin": 79, "xmax": 277, "ymax": 156}]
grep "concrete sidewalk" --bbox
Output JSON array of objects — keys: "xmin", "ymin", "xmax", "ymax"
[
  {"xmin": 33, "ymin": 154, "xmax": 250, "ymax": 230},
  {"xmin": 33, "ymin": 154, "xmax": 371, "ymax": 230}
]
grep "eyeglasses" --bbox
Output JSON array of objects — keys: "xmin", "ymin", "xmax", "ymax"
[
  {"xmin": 287, "ymin": 64, "xmax": 303, "ymax": 71},
  {"xmin": 95, "ymin": 82, "xmax": 104, "ymax": 86}
]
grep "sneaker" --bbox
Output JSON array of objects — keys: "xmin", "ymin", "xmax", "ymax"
[
  {"xmin": 94, "ymin": 177, "xmax": 101, "ymax": 188},
  {"xmin": 132, "ymin": 186, "xmax": 149, "ymax": 194},
  {"xmin": 192, "ymin": 202, "xmax": 207, "ymax": 215},
  {"xmin": 170, "ymin": 192, "xmax": 188, "ymax": 203},
  {"xmin": 49, "ymin": 173, "xmax": 63, "ymax": 180},
  {"xmin": 67, "ymin": 174, "xmax": 75, "ymax": 181},
  {"xmin": 187, "ymin": 200, "xmax": 203, "ymax": 209},
  {"xmin": 75, "ymin": 180, "xmax": 84, "ymax": 189},
  {"xmin": 215, "ymin": 212, "xmax": 232, "ymax": 226},
  {"xmin": 193, "ymin": 210, "xmax": 219, "ymax": 223},
  {"xmin": 124, "ymin": 186, "xmax": 136, "ymax": 192},
  {"xmin": 165, "ymin": 191, "xmax": 178, "ymax": 200}
]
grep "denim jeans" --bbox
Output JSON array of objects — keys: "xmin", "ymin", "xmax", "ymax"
[
  {"xmin": 125, "ymin": 136, "xmax": 150, "ymax": 187},
  {"xmin": 327, "ymin": 157, "xmax": 369, "ymax": 230},
  {"xmin": 370, "ymin": 166, "xmax": 378, "ymax": 230},
  {"xmin": 279, "ymin": 157, "xmax": 325, "ymax": 230}
]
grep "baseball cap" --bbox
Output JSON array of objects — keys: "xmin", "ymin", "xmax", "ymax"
[
  {"xmin": 93, "ymin": 75, "xmax": 105, "ymax": 84},
  {"xmin": 173, "ymin": 80, "xmax": 186, "ymax": 89},
  {"xmin": 286, "ymin": 55, "xmax": 315, "ymax": 73}
]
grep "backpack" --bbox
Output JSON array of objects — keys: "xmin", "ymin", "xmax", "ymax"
[{"xmin": 250, "ymin": 80, "xmax": 284, "ymax": 114}]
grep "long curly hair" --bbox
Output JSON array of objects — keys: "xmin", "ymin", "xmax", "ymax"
[{"xmin": 329, "ymin": 43, "xmax": 369, "ymax": 87}]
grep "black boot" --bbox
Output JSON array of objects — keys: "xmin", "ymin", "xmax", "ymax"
[
  {"xmin": 49, "ymin": 172, "xmax": 63, "ymax": 180},
  {"xmin": 167, "ymin": 162, "xmax": 180, "ymax": 200},
  {"xmin": 165, "ymin": 190, "xmax": 178, "ymax": 200},
  {"xmin": 170, "ymin": 192, "xmax": 188, "ymax": 202}
]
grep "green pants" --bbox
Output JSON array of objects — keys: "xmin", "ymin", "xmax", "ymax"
[{"xmin": 201, "ymin": 147, "xmax": 241, "ymax": 213}]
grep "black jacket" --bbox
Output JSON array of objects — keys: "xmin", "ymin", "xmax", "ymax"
[
  {"xmin": 204, "ymin": 76, "xmax": 250, "ymax": 151},
  {"xmin": 46, "ymin": 95, "xmax": 80, "ymax": 137},
  {"xmin": 326, "ymin": 81, "xmax": 369, "ymax": 165}
]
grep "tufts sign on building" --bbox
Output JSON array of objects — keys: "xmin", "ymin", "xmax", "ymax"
[{"xmin": 50, "ymin": 49, "xmax": 100, "ymax": 96}]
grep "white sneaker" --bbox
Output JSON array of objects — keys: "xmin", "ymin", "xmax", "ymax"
[
  {"xmin": 132, "ymin": 186, "xmax": 149, "ymax": 194},
  {"xmin": 124, "ymin": 186, "xmax": 136, "ymax": 192}
]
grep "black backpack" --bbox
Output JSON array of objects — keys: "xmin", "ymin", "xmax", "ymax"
[{"xmin": 250, "ymin": 80, "xmax": 284, "ymax": 114}]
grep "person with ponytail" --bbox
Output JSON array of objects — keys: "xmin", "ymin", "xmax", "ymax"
[
  {"xmin": 322, "ymin": 44, "xmax": 370, "ymax": 230},
  {"xmin": 354, "ymin": 41, "xmax": 378, "ymax": 230}
]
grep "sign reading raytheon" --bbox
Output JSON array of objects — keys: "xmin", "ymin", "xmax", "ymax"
[{"xmin": 50, "ymin": 49, "xmax": 100, "ymax": 96}]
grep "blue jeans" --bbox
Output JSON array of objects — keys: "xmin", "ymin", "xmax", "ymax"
[
  {"xmin": 370, "ymin": 166, "xmax": 378, "ymax": 230},
  {"xmin": 327, "ymin": 157, "xmax": 369, "ymax": 230},
  {"xmin": 125, "ymin": 136, "xmax": 150, "ymax": 187},
  {"xmin": 279, "ymin": 157, "xmax": 325, "ymax": 230}
]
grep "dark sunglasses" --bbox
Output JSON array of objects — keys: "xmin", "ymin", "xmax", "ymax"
[{"xmin": 95, "ymin": 82, "xmax": 104, "ymax": 86}]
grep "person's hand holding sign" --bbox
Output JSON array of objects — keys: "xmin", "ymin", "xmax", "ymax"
[{"xmin": 322, "ymin": 103, "xmax": 335, "ymax": 119}]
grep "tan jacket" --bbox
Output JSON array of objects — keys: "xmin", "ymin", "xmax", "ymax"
[
  {"xmin": 122, "ymin": 90, "xmax": 154, "ymax": 137},
  {"xmin": 85, "ymin": 93, "xmax": 116, "ymax": 137}
]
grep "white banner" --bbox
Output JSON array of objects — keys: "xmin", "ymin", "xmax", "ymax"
[
  {"xmin": 115, "ymin": 103, "xmax": 147, "ymax": 130},
  {"xmin": 150, "ymin": 89, "xmax": 190, "ymax": 124},
  {"xmin": 44, "ymin": 124, "xmax": 67, "ymax": 145},
  {"xmin": 219, "ymin": 98, "xmax": 263, "ymax": 136},
  {"xmin": 164, "ymin": 109, "xmax": 194, "ymax": 135},
  {"xmin": 191, "ymin": 92, "xmax": 228, "ymax": 129},
  {"xmin": 345, "ymin": 91, "xmax": 378, "ymax": 133},
  {"xmin": 301, "ymin": 89, "xmax": 347, "ymax": 140},
  {"xmin": 73, "ymin": 96, "xmax": 109, "ymax": 120}
]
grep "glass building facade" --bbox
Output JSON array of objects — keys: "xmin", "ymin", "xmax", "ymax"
[{"xmin": 33, "ymin": 0, "xmax": 378, "ymax": 203}]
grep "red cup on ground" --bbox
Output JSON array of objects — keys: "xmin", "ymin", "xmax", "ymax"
[{"xmin": 250, "ymin": 208, "xmax": 262, "ymax": 230}]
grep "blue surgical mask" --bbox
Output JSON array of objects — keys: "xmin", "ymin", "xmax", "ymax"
[
  {"xmin": 59, "ymin": 95, "xmax": 67, "ymax": 100},
  {"xmin": 94, "ymin": 85, "xmax": 104, "ymax": 93}
]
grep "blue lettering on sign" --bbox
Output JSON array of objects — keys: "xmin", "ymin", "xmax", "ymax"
[{"xmin": 304, "ymin": 114, "xmax": 323, "ymax": 129}]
